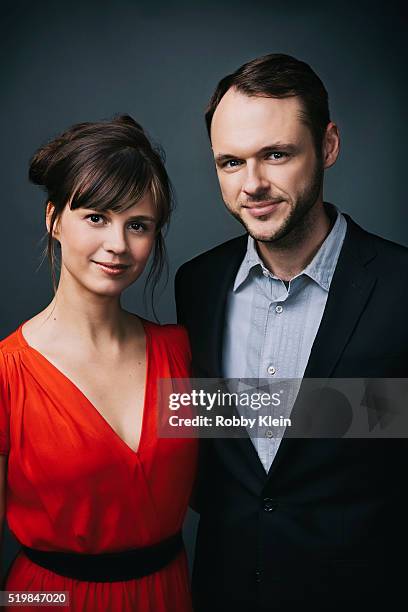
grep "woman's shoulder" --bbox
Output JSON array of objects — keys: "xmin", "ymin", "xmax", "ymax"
[
  {"xmin": 144, "ymin": 320, "xmax": 191, "ymax": 376},
  {"xmin": 0, "ymin": 325, "xmax": 25, "ymax": 402},
  {"xmin": 142, "ymin": 320, "xmax": 191, "ymax": 367},
  {"xmin": 0, "ymin": 324, "xmax": 25, "ymax": 357},
  {"xmin": 143, "ymin": 319, "xmax": 190, "ymax": 347}
]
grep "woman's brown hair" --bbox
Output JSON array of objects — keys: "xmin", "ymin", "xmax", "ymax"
[{"xmin": 29, "ymin": 114, "xmax": 173, "ymax": 314}]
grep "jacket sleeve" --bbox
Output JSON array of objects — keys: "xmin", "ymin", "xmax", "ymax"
[{"xmin": 174, "ymin": 262, "xmax": 191, "ymax": 326}]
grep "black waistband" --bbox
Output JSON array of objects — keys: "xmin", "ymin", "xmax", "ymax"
[{"xmin": 21, "ymin": 531, "xmax": 183, "ymax": 582}]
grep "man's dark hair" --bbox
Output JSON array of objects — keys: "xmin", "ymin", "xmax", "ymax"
[{"xmin": 205, "ymin": 53, "xmax": 330, "ymax": 155}]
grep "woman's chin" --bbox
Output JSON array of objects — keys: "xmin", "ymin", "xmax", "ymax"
[{"xmin": 80, "ymin": 280, "xmax": 130, "ymax": 299}]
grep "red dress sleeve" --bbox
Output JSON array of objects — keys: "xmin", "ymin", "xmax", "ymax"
[
  {"xmin": 167, "ymin": 325, "xmax": 192, "ymax": 376},
  {"xmin": 0, "ymin": 348, "xmax": 10, "ymax": 455}
]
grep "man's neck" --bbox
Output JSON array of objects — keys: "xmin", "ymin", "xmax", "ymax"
[{"xmin": 256, "ymin": 204, "xmax": 332, "ymax": 282}]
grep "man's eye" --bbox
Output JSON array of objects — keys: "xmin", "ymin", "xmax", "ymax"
[
  {"xmin": 224, "ymin": 159, "xmax": 242, "ymax": 168},
  {"xmin": 268, "ymin": 152, "xmax": 287, "ymax": 160}
]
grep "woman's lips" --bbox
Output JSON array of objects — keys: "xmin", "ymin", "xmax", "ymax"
[
  {"xmin": 244, "ymin": 201, "xmax": 284, "ymax": 218},
  {"xmin": 92, "ymin": 261, "xmax": 130, "ymax": 276}
]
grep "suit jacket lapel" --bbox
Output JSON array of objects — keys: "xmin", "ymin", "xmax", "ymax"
[
  {"xmin": 205, "ymin": 217, "xmax": 378, "ymax": 485},
  {"xmin": 265, "ymin": 216, "xmax": 378, "ymax": 482},
  {"xmin": 303, "ymin": 216, "xmax": 377, "ymax": 379},
  {"xmin": 202, "ymin": 235, "xmax": 248, "ymax": 378},
  {"xmin": 201, "ymin": 235, "xmax": 268, "ymax": 485}
]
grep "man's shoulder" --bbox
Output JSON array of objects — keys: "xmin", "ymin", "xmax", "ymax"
[
  {"xmin": 176, "ymin": 234, "xmax": 247, "ymax": 279},
  {"xmin": 370, "ymin": 233, "xmax": 408, "ymax": 264},
  {"xmin": 345, "ymin": 214, "xmax": 408, "ymax": 264}
]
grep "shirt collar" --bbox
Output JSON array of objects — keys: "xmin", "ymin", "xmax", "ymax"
[{"xmin": 233, "ymin": 204, "xmax": 347, "ymax": 292}]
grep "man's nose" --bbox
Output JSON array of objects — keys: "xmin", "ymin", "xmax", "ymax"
[
  {"xmin": 241, "ymin": 163, "xmax": 269, "ymax": 197},
  {"xmin": 103, "ymin": 225, "xmax": 128, "ymax": 254}
]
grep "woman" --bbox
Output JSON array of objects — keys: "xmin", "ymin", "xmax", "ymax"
[{"xmin": 0, "ymin": 115, "xmax": 197, "ymax": 611}]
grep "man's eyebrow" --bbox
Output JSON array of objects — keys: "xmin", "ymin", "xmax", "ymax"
[
  {"xmin": 214, "ymin": 153, "xmax": 237, "ymax": 164},
  {"xmin": 215, "ymin": 143, "xmax": 298, "ymax": 163},
  {"xmin": 257, "ymin": 143, "xmax": 298, "ymax": 154}
]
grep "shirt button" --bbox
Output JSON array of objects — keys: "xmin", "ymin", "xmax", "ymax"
[
  {"xmin": 265, "ymin": 430, "xmax": 273, "ymax": 438},
  {"xmin": 263, "ymin": 497, "xmax": 277, "ymax": 512},
  {"xmin": 262, "ymin": 269, "xmax": 269, "ymax": 278},
  {"xmin": 267, "ymin": 365, "xmax": 276, "ymax": 376},
  {"xmin": 275, "ymin": 304, "xmax": 283, "ymax": 314}
]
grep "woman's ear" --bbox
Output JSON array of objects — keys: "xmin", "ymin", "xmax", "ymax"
[{"xmin": 45, "ymin": 201, "xmax": 60, "ymax": 238}]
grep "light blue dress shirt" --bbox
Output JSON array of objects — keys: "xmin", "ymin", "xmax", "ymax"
[{"xmin": 222, "ymin": 205, "xmax": 347, "ymax": 471}]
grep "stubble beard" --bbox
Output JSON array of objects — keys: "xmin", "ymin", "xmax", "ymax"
[{"xmin": 227, "ymin": 159, "xmax": 324, "ymax": 250}]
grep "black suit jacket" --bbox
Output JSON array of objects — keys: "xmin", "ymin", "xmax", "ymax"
[{"xmin": 175, "ymin": 215, "xmax": 408, "ymax": 612}]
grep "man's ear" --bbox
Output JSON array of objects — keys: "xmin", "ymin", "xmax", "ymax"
[
  {"xmin": 45, "ymin": 201, "xmax": 60, "ymax": 238},
  {"xmin": 322, "ymin": 122, "xmax": 340, "ymax": 169}
]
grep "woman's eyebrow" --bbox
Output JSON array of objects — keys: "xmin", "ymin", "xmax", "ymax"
[{"xmin": 125, "ymin": 214, "xmax": 156, "ymax": 223}]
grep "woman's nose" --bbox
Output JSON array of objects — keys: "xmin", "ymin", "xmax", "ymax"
[{"xmin": 102, "ymin": 226, "xmax": 128, "ymax": 254}]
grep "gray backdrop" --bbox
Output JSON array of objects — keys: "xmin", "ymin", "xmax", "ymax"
[{"xmin": 1, "ymin": 0, "xmax": 406, "ymax": 572}]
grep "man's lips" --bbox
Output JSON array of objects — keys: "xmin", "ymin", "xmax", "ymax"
[{"xmin": 243, "ymin": 200, "xmax": 284, "ymax": 218}]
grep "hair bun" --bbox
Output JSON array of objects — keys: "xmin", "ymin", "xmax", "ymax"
[
  {"xmin": 113, "ymin": 114, "xmax": 146, "ymax": 134},
  {"xmin": 29, "ymin": 136, "xmax": 66, "ymax": 188}
]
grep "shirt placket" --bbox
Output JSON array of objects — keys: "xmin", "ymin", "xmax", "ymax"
[{"xmin": 256, "ymin": 274, "xmax": 288, "ymax": 470}]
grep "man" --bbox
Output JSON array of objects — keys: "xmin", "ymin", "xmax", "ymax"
[{"xmin": 175, "ymin": 54, "xmax": 408, "ymax": 611}]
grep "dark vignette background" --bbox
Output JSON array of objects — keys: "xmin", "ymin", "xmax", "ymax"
[{"xmin": 0, "ymin": 0, "xmax": 406, "ymax": 573}]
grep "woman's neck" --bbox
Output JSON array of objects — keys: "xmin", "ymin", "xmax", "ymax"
[{"xmin": 30, "ymin": 269, "xmax": 135, "ymax": 354}]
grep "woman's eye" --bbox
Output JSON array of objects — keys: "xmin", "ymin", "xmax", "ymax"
[
  {"xmin": 129, "ymin": 222, "xmax": 145, "ymax": 232},
  {"xmin": 87, "ymin": 214, "xmax": 104, "ymax": 224}
]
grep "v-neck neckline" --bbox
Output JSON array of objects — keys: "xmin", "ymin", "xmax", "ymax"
[{"xmin": 17, "ymin": 318, "xmax": 151, "ymax": 457}]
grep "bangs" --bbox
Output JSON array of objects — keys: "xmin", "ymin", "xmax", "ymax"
[
  {"xmin": 69, "ymin": 147, "xmax": 153, "ymax": 214},
  {"xmin": 32, "ymin": 113, "xmax": 173, "ymax": 305}
]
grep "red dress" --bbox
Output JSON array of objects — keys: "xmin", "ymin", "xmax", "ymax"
[{"xmin": 0, "ymin": 320, "xmax": 197, "ymax": 611}]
